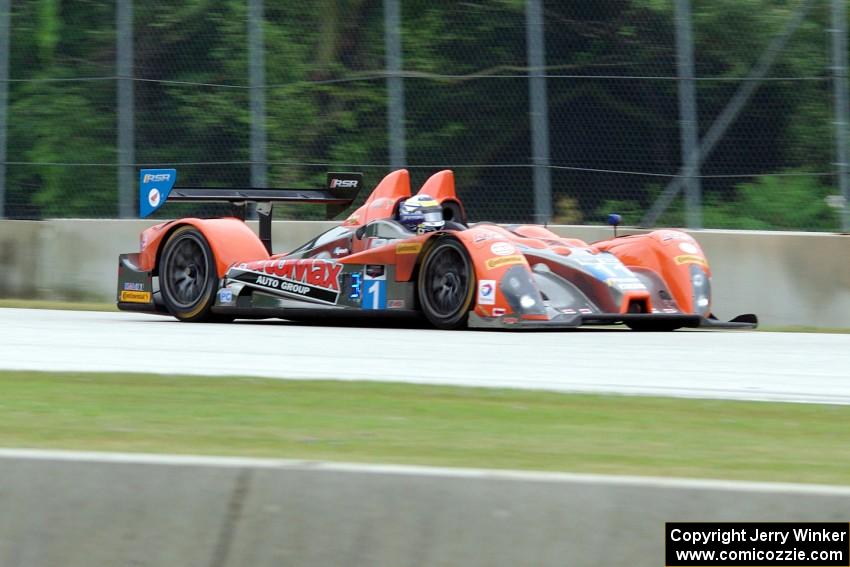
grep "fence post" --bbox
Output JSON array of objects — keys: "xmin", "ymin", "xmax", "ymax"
[
  {"xmin": 249, "ymin": 0, "xmax": 267, "ymax": 193},
  {"xmin": 831, "ymin": 0, "xmax": 850, "ymax": 232},
  {"xmin": 116, "ymin": 0, "xmax": 134, "ymax": 218},
  {"xmin": 0, "ymin": 0, "xmax": 8, "ymax": 218},
  {"xmin": 674, "ymin": 0, "xmax": 701, "ymax": 229},
  {"xmin": 526, "ymin": 0, "xmax": 551, "ymax": 224},
  {"xmin": 384, "ymin": 0, "xmax": 406, "ymax": 169},
  {"xmin": 642, "ymin": 0, "xmax": 811, "ymax": 227}
]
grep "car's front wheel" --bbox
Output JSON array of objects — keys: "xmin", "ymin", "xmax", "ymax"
[
  {"xmin": 159, "ymin": 226, "xmax": 219, "ymax": 322},
  {"xmin": 417, "ymin": 238, "xmax": 475, "ymax": 329}
]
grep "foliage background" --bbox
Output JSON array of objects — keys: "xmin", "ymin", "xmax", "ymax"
[{"xmin": 2, "ymin": 0, "xmax": 845, "ymax": 230}]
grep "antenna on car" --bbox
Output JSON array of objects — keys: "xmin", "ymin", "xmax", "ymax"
[{"xmin": 607, "ymin": 213, "xmax": 622, "ymax": 238}]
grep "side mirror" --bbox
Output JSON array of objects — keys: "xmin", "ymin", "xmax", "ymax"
[{"xmin": 607, "ymin": 213, "xmax": 622, "ymax": 237}]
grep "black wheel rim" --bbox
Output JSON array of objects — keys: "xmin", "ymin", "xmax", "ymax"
[
  {"xmin": 424, "ymin": 245, "xmax": 469, "ymax": 318},
  {"xmin": 163, "ymin": 235, "xmax": 210, "ymax": 308}
]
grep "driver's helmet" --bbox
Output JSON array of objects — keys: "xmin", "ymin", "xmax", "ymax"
[{"xmin": 398, "ymin": 194, "xmax": 445, "ymax": 234}]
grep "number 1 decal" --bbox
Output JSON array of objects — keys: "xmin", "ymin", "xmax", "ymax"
[{"xmin": 364, "ymin": 279, "xmax": 386, "ymax": 310}]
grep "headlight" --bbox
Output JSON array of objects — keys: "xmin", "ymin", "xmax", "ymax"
[
  {"xmin": 689, "ymin": 264, "xmax": 711, "ymax": 316},
  {"xmin": 499, "ymin": 266, "xmax": 546, "ymax": 315}
]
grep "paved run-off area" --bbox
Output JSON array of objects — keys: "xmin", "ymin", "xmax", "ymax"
[{"xmin": 1, "ymin": 308, "xmax": 847, "ymax": 404}]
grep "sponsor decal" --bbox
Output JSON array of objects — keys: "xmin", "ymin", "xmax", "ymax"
[
  {"xmin": 235, "ymin": 259, "xmax": 342, "ymax": 304},
  {"xmin": 120, "ymin": 290, "xmax": 151, "ymax": 303},
  {"xmin": 560, "ymin": 308, "xmax": 577, "ymax": 315},
  {"xmin": 343, "ymin": 213, "xmax": 360, "ymax": 226},
  {"xmin": 579, "ymin": 308, "xmax": 593, "ymax": 314},
  {"xmin": 396, "ymin": 242, "xmax": 422, "ymax": 255},
  {"xmin": 678, "ymin": 242, "xmax": 699, "ymax": 254},
  {"xmin": 123, "ymin": 282, "xmax": 145, "ymax": 291},
  {"xmin": 502, "ymin": 316, "xmax": 519, "ymax": 325},
  {"xmin": 658, "ymin": 230, "xmax": 689, "ymax": 242},
  {"xmin": 674, "ymin": 254, "xmax": 708, "ymax": 267},
  {"xmin": 148, "ymin": 188, "xmax": 161, "ymax": 208},
  {"xmin": 332, "ymin": 246, "xmax": 349, "ymax": 257},
  {"xmin": 365, "ymin": 265, "xmax": 385, "ymax": 278},
  {"xmin": 605, "ymin": 277, "xmax": 647, "ymax": 291},
  {"xmin": 492, "ymin": 307, "xmax": 506, "ymax": 316},
  {"xmin": 485, "ymin": 255, "xmax": 524, "ymax": 270},
  {"xmin": 329, "ymin": 178, "xmax": 359, "ymax": 189},
  {"xmin": 387, "ymin": 299, "xmax": 405, "ymax": 309},
  {"xmin": 490, "ymin": 242, "xmax": 515, "ymax": 256},
  {"xmin": 349, "ymin": 272, "xmax": 362, "ymax": 300},
  {"xmin": 473, "ymin": 231, "xmax": 496, "ymax": 243},
  {"xmin": 218, "ymin": 289, "xmax": 234, "ymax": 304},
  {"xmin": 663, "ymin": 308, "xmax": 678, "ymax": 313},
  {"xmin": 142, "ymin": 173, "xmax": 171, "ymax": 184},
  {"xmin": 575, "ymin": 252, "xmax": 623, "ymax": 266},
  {"xmin": 477, "ymin": 279, "xmax": 496, "ymax": 305}
]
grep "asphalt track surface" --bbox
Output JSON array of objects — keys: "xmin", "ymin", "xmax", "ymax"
[{"xmin": 2, "ymin": 308, "xmax": 848, "ymax": 405}]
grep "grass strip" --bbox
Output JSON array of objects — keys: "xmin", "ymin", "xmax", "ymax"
[
  {"xmin": 0, "ymin": 371, "xmax": 847, "ymax": 485},
  {"xmin": 0, "ymin": 299, "xmax": 116, "ymax": 312}
]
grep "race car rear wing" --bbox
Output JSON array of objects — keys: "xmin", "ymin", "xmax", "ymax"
[{"xmin": 138, "ymin": 168, "xmax": 362, "ymax": 253}]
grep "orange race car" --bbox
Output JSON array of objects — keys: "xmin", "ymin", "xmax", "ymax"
[{"xmin": 117, "ymin": 168, "xmax": 757, "ymax": 331}]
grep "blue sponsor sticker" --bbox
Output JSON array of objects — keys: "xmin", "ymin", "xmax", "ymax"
[
  {"xmin": 139, "ymin": 168, "xmax": 177, "ymax": 218},
  {"xmin": 218, "ymin": 289, "xmax": 234, "ymax": 304}
]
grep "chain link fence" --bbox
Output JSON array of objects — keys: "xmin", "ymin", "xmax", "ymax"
[{"xmin": 0, "ymin": 0, "xmax": 848, "ymax": 231}]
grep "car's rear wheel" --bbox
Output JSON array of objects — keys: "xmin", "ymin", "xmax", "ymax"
[
  {"xmin": 159, "ymin": 226, "xmax": 219, "ymax": 322},
  {"xmin": 417, "ymin": 238, "xmax": 474, "ymax": 329}
]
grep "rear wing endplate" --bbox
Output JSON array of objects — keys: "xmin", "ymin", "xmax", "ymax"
[{"xmin": 138, "ymin": 169, "xmax": 362, "ymax": 253}]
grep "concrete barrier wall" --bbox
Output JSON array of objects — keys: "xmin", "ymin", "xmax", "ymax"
[
  {"xmin": 0, "ymin": 219, "xmax": 847, "ymax": 327},
  {"xmin": 1, "ymin": 450, "xmax": 849, "ymax": 567},
  {"xmin": 0, "ymin": 221, "xmax": 41, "ymax": 299}
]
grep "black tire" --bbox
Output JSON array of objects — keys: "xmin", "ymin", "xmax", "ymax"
[
  {"xmin": 159, "ymin": 226, "xmax": 219, "ymax": 322},
  {"xmin": 417, "ymin": 238, "xmax": 475, "ymax": 329}
]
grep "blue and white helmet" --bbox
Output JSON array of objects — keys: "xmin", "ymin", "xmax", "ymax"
[{"xmin": 398, "ymin": 194, "xmax": 445, "ymax": 234}]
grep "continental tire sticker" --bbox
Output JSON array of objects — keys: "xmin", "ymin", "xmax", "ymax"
[
  {"xmin": 120, "ymin": 290, "xmax": 151, "ymax": 303},
  {"xmin": 674, "ymin": 254, "xmax": 708, "ymax": 267},
  {"xmin": 485, "ymin": 255, "xmax": 524, "ymax": 270},
  {"xmin": 396, "ymin": 242, "xmax": 422, "ymax": 255}
]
